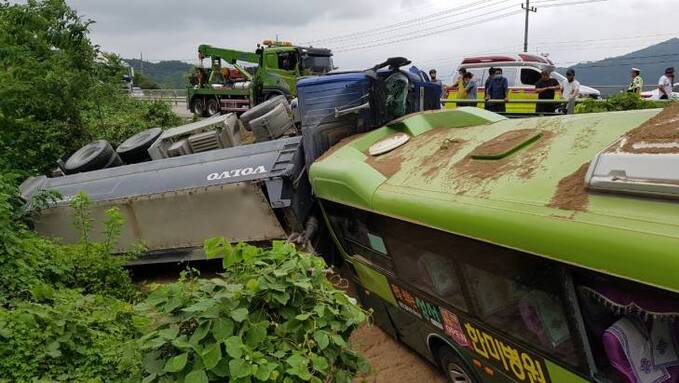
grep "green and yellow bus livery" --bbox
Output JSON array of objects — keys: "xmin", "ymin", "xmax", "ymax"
[{"xmin": 309, "ymin": 104, "xmax": 679, "ymax": 382}]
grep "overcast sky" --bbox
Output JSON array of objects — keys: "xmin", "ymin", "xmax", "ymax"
[{"xmin": 68, "ymin": 0, "xmax": 679, "ymax": 80}]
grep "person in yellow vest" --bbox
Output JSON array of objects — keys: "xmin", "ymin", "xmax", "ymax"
[
  {"xmin": 627, "ymin": 68, "xmax": 643, "ymax": 95},
  {"xmin": 455, "ymin": 68, "xmax": 467, "ymax": 107}
]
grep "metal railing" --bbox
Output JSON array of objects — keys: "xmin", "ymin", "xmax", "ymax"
[{"xmin": 134, "ymin": 89, "xmax": 187, "ymax": 104}]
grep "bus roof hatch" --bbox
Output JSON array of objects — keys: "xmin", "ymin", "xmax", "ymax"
[{"xmin": 586, "ymin": 152, "xmax": 679, "ymax": 200}]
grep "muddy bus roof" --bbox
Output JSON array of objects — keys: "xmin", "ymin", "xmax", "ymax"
[{"xmin": 308, "ymin": 104, "xmax": 679, "ymax": 293}]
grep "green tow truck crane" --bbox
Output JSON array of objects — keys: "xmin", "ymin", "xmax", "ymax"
[{"xmin": 187, "ymin": 40, "xmax": 333, "ymax": 117}]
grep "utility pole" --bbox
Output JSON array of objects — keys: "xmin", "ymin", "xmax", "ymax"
[
  {"xmin": 521, "ymin": 0, "xmax": 537, "ymax": 52},
  {"xmin": 140, "ymin": 51, "xmax": 144, "ymax": 73}
]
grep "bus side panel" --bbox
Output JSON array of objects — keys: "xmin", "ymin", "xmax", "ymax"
[
  {"xmin": 386, "ymin": 304, "xmax": 438, "ymax": 364},
  {"xmin": 354, "ymin": 287, "xmax": 399, "ymax": 340}
]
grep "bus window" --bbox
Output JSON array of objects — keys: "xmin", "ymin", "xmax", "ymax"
[
  {"xmin": 461, "ymin": 250, "xmax": 579, "ymax": 366},
  {"xmin": 381, "ymin": 219, "xmax": 468, "ymax": 311},
  {"xmin": 575, "ymin": 272, "xmax": 679, "ymax": 382},
  {"xmin": 322, "ymin": 202, "xmax": 392, "ymax": 271}
]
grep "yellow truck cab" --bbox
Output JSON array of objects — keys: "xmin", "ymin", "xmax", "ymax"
[{"xmin": 446, "ymin": 53, "xmax": 600, "ymax": 114}]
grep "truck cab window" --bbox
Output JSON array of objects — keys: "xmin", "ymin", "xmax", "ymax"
[
  {"xmin": 277, "ymin": 52, "xmax": 298, "ymax": 71},
  {"xmin": 302, "ymin": 55, "xmax": 333, "ymax": 74}
]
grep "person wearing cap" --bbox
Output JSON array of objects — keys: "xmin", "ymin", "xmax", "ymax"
[
  {"xmin": 627, "ymin": 68, "xmax": 643, "ymax": 95},
  {"xmin": 658, "ymin": 67, "xmax": 675, "ymax": 100},
  {"xmin": 535, "ymin": 69, "xmax": 561, "ymax": 114},
  {"xmin": 561, "ymin": 68, "xmax": 580, "ymax": 114}
]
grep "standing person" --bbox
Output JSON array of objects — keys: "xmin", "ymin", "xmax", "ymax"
[
  {"xmin": 459, "ymin": 72, "xmax": 478, "ymax": 107},
  {"xmin": 454, "ymin": 68, "xmax": 467, "ymax": 107},
  {"xmin": 429, "ymin": 69, "xmax": 443, "ymax": 108},
  {"xmin": 483, "ymin": 67, "xmax": 495, "ymax": 110},
  {"xmin": 485, "ymin": 68, "xmax": 508, "ymax": 113},
  {"xmin": 429, "ymin": 69, "xmax": 443, "ymax": 87},
  {"xmin": 534, "ymin": 70, "xmax": 561, "ymax": 114},
  {"xmin": 658, "ymin": 67, "xmax": 675, "ymax": 100},
  {"xmin": 561, "ymin": 69, "xmax": 580, "ymax": 114},
  {"xmin": 627, "ymin": 68, "xmax": 643, "ymax": 95}
]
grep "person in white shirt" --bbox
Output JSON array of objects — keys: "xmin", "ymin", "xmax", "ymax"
[
  {"xmin": 658, "ymin": 67, "xmax": 675, "ymax": 100},
  {"xmin": 561, "ymin": 68, "xmax": 580, "ymax": 114}
]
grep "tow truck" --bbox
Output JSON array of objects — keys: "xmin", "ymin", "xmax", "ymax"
[{"xmin": 187, "ymin": 40, "xmax": 333, "ymax": 117}]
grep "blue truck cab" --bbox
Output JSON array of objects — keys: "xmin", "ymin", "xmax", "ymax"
[{"xmin": 296, "ymin": 58, "xmax": 441, "ymax": 164}]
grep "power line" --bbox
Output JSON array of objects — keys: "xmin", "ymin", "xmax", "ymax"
[
  {"xmin": 334, "ymin": 6, "xmax": 522, "ymax": 52},
  {"xmin": 306, "ymin": 0, "xmax": 494, "ymax": 44},
  {"xmin": 538, "ymin": 0, "xmax": 607, "ymax": 8},
  {"xmin": 324, "ymin": 0, "xmax": 515, "ymax": 49}
]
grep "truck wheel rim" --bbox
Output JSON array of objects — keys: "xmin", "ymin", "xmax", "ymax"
[
  {"xmin": 447, "ymin": 362, "xmax": 473, "ymax": 383},
  {"xmin": 208, "ymin": 102, "xmax": 218, "ymax": 115}
]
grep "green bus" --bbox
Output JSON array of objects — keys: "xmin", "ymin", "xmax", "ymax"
[{"xmin": 308, "ymin": 106, "xmax": 679, "ymax": 383}]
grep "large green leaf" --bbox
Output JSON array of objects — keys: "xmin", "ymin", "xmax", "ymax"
[
  {"xmin": 224, "ymin": 336, "xmax": 244, "ymax": 359},
  {"xmin": 201, "ymin": 342, "xmax": 222, "ymax": 370},
  {"xmin": 190, "ymin": 321, "xmax": 211, "ymax": 345},
  {"xmin": 230, "ymin": 307, "xmax": 248, "ymax": 322},
  {"xmin": 229, "ymin": 358, "xmax": 251, "ymax": 379},
  {"xmin": 163, "ymin": 352, "xmax": 188, "ymax": 373},
  {"xmin": 245, "ymin": 322, "xmax": 268, "ymax": 348},
  {"xmin": 313, "ymin": 331, "xmax": 329, "ymax": 350},
  {"xmin": 185, "ymin": 369, "xmax": 208, "ymax": 383},
  {"xmin": 212, "ymin": 318, "xmax": 234, "ymax": 341}
]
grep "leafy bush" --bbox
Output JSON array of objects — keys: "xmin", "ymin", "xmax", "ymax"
[
  {"xmin": 0, "ymin": 0, "xmax": 181, "ymax": 175},
  {"xmin": 0, "ymin": 186, "xmax": 138, "ymax": 304},
  {"xmin": 0, "ymin": 288, "xmax": 143, "ymax": 382},
  {"xmin": 136, "ymin": 240, "xmax": 369, "ymax": 383},
  {"xmin": 576, "ymin": 92, "xmax": 667, "ymax": 114},
  {"xmin": 0, "ymin": 179, "xmax": 143, "ymax": 381},
  {"xmin": 83, "ymin": 97, "xmax": 181, "ymax": 148}
]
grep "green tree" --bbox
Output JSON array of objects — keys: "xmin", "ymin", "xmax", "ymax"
[{"xmin": 0, "ymin": 0, "xmax": 180, "ymax": 175}]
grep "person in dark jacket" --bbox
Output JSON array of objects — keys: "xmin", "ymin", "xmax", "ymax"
[
  {"xmin": 483, "ymin": 67, "xmax": 495, "ymax": 110},
  {"xmin": 535, "ymin": 70, "xmax": 561, "ymax": 114},
  {"xmin": 485, "ymin": 68, "xmax": 508, "ymax": 113}
]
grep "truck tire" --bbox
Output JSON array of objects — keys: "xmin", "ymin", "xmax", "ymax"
[
  {"xmin": 206, "ymin": 98, "xmax": 220, "ymax": 116},
  {"xmin": 116, "ymin": 127, "xmax": 163, "ymax": 164},
  {"xmin": 240, "ymin": 95, "xmax": 288, "ymax": 131},
  {"xmin": 249, "ymin": 102, "xmax": 294, "ymax": 142},
  {"xmin": 191, "ymin": 97, "xmax": 206, "ymax": 117},
  {"xmin": 64, "ymin": 140, "xmax": 120, "ymax": 174}
]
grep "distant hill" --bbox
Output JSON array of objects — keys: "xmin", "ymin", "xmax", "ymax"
[
  {"xmin": 124, "ymin": 59, "xmax": 193, "ymax": 89},
  {"xmin": 557, "ymin": 38, "xmax": 679, "ymax": 91}
]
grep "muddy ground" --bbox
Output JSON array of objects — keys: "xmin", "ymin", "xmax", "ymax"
[{"xmin": 351, "ymin": 326, "xmax": 446, "ymax": 383}]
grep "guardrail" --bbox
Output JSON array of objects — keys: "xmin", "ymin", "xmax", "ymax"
[{"xmin": 441, "ymin": 98, "xmax": 673, "ymax": 104}]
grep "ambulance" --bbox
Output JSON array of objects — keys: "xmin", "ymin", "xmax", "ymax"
[{"xmin": 446, "ymin": 53, "xmax": 600, "ymax": 114}]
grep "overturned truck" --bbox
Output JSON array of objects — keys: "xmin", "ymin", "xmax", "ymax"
[{"xmin": 21, "ymin": 57, "xmax": 441, "ymax": 265}]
